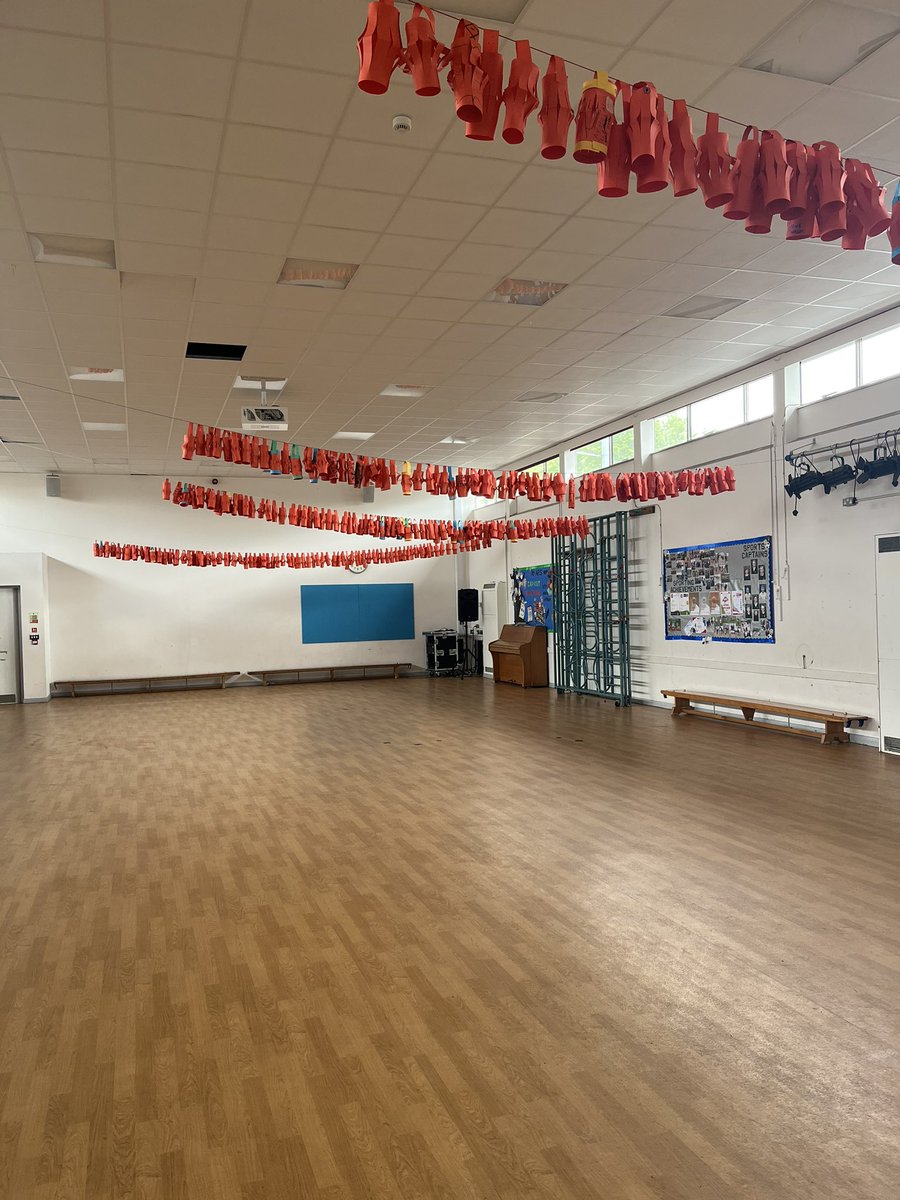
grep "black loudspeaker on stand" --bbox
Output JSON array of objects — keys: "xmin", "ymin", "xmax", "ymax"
[{"xmin": 457, "ymin": 588, "xmax": 478, "ymax": 623}]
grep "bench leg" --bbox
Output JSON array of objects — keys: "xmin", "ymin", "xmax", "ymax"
[
  {"xmin": 740, "ymin": 706, "xmax": 756, "ymax": 722},
  {"xmin": 822, "ymin": 721, "xmax": 850, "ymax": 746},
  {"xmin": 672, "ymin": 696, "xmax": 691, "ymax": 717}
]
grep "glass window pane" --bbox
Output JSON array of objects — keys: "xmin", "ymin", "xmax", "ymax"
[
  {"xmin": 522, "ymin": 456, "xmax": 560, "ymax": 475},
  {"xmin": 800, "ymin": 344, "xmax": 856, "ymax": 404},
  {"xmin": 860, "ymin": 326, "xmax": 900, "ymax": 386},
  {"xmin": 652, "ymin": 408, "xmax": 688, "ymax": 451},
  {"xmin": 690, "ymin": 387, "xmax": 743, "ymax": 438},
  {"xmin": 611, "ymin": 427, "xmax": 634, "ymax": 463},
  {"xmin": 746, "ymin": 375, "xmax": 774, "ymax": 421},
  {"xmin": 573, "ymin": 438, "xmax": 610, "ymax": 475}
]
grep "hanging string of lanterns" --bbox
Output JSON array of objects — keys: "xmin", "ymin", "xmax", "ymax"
[
  {"xmin": 165, "ymin": 479, "xmax": 588, "ymax": 542},
  {"xmin": 180, "ymin": 423, "xmax": 736, "ymax": 503},
  {"xmin": 356, "ymin": 0, "xmax": 895, "ymax": 256},
  {"xmin": 93, "ymin": 541, "xmax": 494, "ymax": 569}
]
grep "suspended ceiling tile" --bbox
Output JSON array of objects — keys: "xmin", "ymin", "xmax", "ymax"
[
  {"xmin": 115, "ymin": 162, "xmax": 215, "ymax": 212},
  {"xmin": 0, "ymin": 96, "xmax": 110, "ymax": 157},
  {"xmin": 111, "ymin": 44, "xmax": 233, "ymax": 120},
  {"xmin": 218, "ymin": 125, "xmax": 330, "ymax": 184},
  {"xmin": 637, "ymin": 0, "xmax": 809, "ymax": 65},
  {"xmin": 0, "ymin": 28, "xmax": 107, "ymax": 104},
  {"xmin": 113, "ymin": 110, "xmax": 223, "ymax": 171},
  {"xmin": 288, "ymin": 225, "xmax": 378, "ymax": 261},
  {"xmin": 109, "ymin": 0, "xmax": 246, "ymax": 56},
  {"xmin": 214, "ymin": 175, "xmax": 310, "ymax": 223},
  {"xmin": 230, "ymin": 62, "xmax": 352, "ymax": 135}
]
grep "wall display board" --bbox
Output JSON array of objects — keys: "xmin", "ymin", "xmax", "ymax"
[
  {"xmin": 301, "ymin": 583, "xmax": 415, "ymax": 644},
  {"xmin": 663, "ymin": 536, "xmax": 774, "ymax": 643},
  {"xmin": 511, "ymin": 565, "xmax": 554, "ymax": 631}
]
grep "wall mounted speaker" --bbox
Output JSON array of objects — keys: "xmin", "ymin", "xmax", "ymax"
[
  {"xmin": 458, "ymin": 588, "xmax": 479, "ymax": 623},
  {"xmin": 46, "ymin": 474, "xmax": 61, "ymax": 498}
]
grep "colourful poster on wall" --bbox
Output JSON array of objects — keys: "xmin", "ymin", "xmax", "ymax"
[
  {"xmin": 511, "ymin": 564, "xmax": 554, "ymax": 631},
  {"xmin": 663, "ymin": 535, "xmax": 774, "ymax": 643}
]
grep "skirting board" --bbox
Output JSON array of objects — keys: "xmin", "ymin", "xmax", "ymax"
[
  {"xmin": 23, "ymin": 695, "xmax": 50, "ymax": 704},
  {"xmin": 636, "ymin": 696, "xmax": 879, "ymax": 748}
]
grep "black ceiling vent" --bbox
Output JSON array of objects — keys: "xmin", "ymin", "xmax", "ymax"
[{"xmin": 185, "ymin": 341, "xmax": 246, "ymax": 362}]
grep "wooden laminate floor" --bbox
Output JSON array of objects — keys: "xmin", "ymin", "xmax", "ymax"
[{"xmin": 0, "ymin": 679, "xmax": 898, "ymax": 1199}]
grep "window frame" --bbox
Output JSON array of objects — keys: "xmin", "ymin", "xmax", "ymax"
[
  {"xmin": 648, "ymin": 375, "xmax": 775, "ymax": 452},
  {"xmin": 799, "ymin": 342, "xmax": 859, "ymax": 406},
  {"xmin": 570, "ymin": 426, "xmax": 635, "ymax": 476}
]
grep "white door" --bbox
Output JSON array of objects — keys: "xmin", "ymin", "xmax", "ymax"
[
  {"xmin": 0, "ymin": 588, "xmax": 20, "ymax": 704},
  {"xmin": 875, "ymin": 534, "xmax": 900, "ymax": 754}
]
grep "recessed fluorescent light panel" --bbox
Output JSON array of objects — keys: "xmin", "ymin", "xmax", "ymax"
[
  {"xmin": 277, "ymin": 258, "xmax": 359, "ymax": 289},
  {"xmin": 488, "ymin": 277, "xmax": 567, "ymax": 306},
  {"xmin": 334, "ymin": 431, "xmax": 375, "ymax": 440},
  {"xmin": 81, "ymin": 421, "xmax": 127, "ymax": 432},
  {"xmin": 743, "ymin": 1, "xmax": 900, "ymax": 84},
  {"xmin": 380, "ymin": 384, "xmax": 431, "ymax": 398},
  {"xmin": 29, "ymin": 233, "xmax": 116, "ymax": 269},
  {"xmin": 515, "ymin": 391, "xmax": 566, "ymax": 404},
  {"xmin": 665, "ymin": 296, "xmax": 744, "ymax": 320},
  {"xmin": 69, "ymin": 367, "xmax": 125, "ymax": 382},
  {"xmin": 439, "ymin": 436, "xmax": 469, "ymax": 445}
]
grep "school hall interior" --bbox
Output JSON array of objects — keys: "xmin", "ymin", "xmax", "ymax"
[{"xmin": 1, "ymin": 1, "xmax": 899, "ymax": 1197}]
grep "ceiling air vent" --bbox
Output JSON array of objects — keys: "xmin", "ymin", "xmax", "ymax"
[
  {"xmin": 878, "ymin": 535, "xmax": 900, "ymax": 553},
  {"xmin": 186, "ymin": 342, "xmax": 246, "ymax": 362},
  {"xmin": 277, "ymin": 258, "xmax": 358, "ymax": 289},
  {"xmin": 488, "ymin": 277, "xmax": 567, "ymax": 306}
]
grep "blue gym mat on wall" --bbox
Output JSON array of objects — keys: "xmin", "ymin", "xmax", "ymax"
[{"xmin": 300, "ymin": 583, "xmax": 415, "ymax": 644}]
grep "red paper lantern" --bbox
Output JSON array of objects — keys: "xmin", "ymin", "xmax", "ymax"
[
  {"xmin": 634, "ymin": 87, "xmax": 671, "ymax": 194},
  {"xmin": 697, "ymin": 112, "xmax": 735, "ymax": 208},
  {"xmin": 744, "ymin": 180, "xmax": 773, "ymax": 235},
  {"xmin": 629, "ymin": 81, "xmax": 663, "ymax": 172},
  {"xmin": 447, "ymin": 19, "xmax": 485, "ymax": 122},
  {"xmin": 724, "ymin": 126, "xmax": 760, "ymax": 221},
  {"xmin": 844, "ymin": 158, "xmax": 890, "ymax": 237},
  {"xmin": 501, "ymin": 40, "xmax": 539, "ymax": 144},
  {"xmin": 357, "ymin": 0, "xmax": 404, "ymax": 95},
  {"xmin": 668, "ymin": 99, "xmax": 698, "ymax": 196},
  {"xmin": 465, "ymin": 29, "xmax": 503, "ymax": 141},
  {"xmin": 782, "ymin": 141, "xmax": 814, "ymax": 221},
  {"xmin": 597, "ymin": 84, "xmax": 631, "ymax": 198},
  {"xmin": 758, "ymin": 129, "xmax": 790, "ymax": 214},
  {"xmin": 813, "ymin": 141, "xmax": 845, "ymax": 212},
  {"xmin": 538, "ymin": 56, "xmax": 573, "ymax": 160},
  {"xmin": 403, "ymin": 5, "xmax": 444, "ymax": 97},
  {"xmin": 572, "ymin": 71, "xmax": 617, "ymax": 164}
]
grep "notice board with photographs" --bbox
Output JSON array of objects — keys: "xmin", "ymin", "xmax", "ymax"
[
  {"xmin": 511, "ymin": 564, "xmax": 554, "ymax": 631},
  {"xmin": 663, "ymin": 535, "xmax": 774, "ymax": 643}
]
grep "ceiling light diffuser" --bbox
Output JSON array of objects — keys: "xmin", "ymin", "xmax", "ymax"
[
  {"xmin": 488, "ymin": 277, "xmax": 568, "ymax": 306},
  {"xmin": 380, "ymin": 384, "xmax": 431, "ymax": 398},
  {"xmin": 29, "ymin": 233, "xmax": 116, "ymax": 269},
  {"xmin": 69, "ymin": 367, "xmax": 125, "ymax": 382},
  {"xmin": 334, "ymin": 431, "xmax": 375, "ymax": 439},
  {"xmin": 278, "ymin": 258, "xmax": 359, "ymax": 289},
  {"xmin": 81, "ymin": 422, "xmax": 127, "ymax": 432}
]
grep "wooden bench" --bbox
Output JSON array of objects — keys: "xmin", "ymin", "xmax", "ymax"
[
  {"xmin": 52, "ymin": 664, "xmax": 414, "ymax": 698},
  {"xmin": 661, "ymin": 689, "xmax": 867, "ymax": 746},
  {"xmin": 254, "ymin": 663, "xmax": 412, "ymax": 685},
  {"xmin": 53, "ymin": 672, "xmax": 228, "ymax": 697}
]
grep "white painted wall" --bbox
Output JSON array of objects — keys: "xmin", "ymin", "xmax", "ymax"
[
  {"xmin": 0, "ymin": 474, "xmax": 458, "ymax": 682},
  {"xmin": 466, "ymin": 354, "xmax": 900, "ymax": 736},
  {"xmin": 0, "ymin": 551, "xmax": 50, "ymax": 700}
]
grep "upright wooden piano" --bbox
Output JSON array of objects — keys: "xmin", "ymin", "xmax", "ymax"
[{"xmin": 488, "ymin": 624, "xmax": 548, "ymax": 688}]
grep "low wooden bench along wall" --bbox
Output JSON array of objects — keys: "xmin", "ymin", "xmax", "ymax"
[
  {"xmin": 53, "ymin": 664, "xmax": 414, "ymax": 698},
  {"xmin": 661, "ymin": 689, "xmax": 867, "ymax": 746}
]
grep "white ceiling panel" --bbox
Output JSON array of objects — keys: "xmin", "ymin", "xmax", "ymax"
[{"xmin": 0, "ymin": 0, "xmax": 897, "ymax": 475}]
